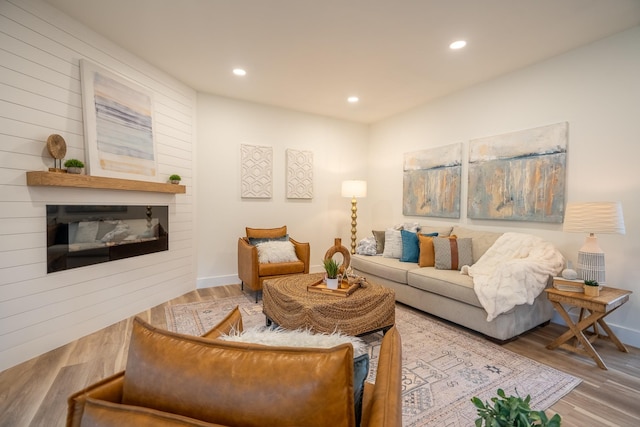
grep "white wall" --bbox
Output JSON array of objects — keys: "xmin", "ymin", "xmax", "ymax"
[
  {"xmin": 0, "ymin": 0, "xmax": 197, "ymax": 371},
  {"xmin": 367, "ymin": 26, "xmax": 640, "ymax": 347},
  {"xmin": 196, "ymin": 94, "xmax": 368, "ymax": 286}
]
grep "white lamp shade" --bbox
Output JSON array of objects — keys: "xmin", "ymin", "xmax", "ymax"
[
  {"xmin": 341, "ymin": 180, "xmax": 367, "ymax": 198},
  {"xmin": 563, "ymin": 202, "xmax": 625, "ymax": 235}
]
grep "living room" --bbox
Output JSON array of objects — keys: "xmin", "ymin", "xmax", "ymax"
[{"xmin": 1, "ymin": 0, "xmax": 639, "ymax": 416}]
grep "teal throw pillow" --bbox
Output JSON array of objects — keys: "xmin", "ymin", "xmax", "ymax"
[{"xmin": 400, "ymin": 231, "xmax": 439, "ymax": 263}]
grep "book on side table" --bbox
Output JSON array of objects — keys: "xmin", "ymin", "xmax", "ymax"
[{"xmin": 552, "ymin": 277, "xmax": 584, "ymax": 293}]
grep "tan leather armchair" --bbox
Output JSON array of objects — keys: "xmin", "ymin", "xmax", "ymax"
[
  {"xmin": 67, "ymin": 314, "xmax": 403, "ymax": 427},
  {"xmin": 237, "ymin": 226, "xmax": 310, "ymax": 301}
]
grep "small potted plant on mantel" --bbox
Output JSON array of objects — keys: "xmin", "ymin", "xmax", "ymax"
[
  {"xmin": 169, "ymin": 174, "xmax": 181, "ymax": 184},
  {"xmin": 584, "ymin": 279, "xmax": 601, "ymax": 297},
  {"xmin": 64, "ymin": 159, "xmax": 84, "ymax": 174},
  {"xmin": 323, "ymin": 257, "xmax": 340, "ymax": 290}
]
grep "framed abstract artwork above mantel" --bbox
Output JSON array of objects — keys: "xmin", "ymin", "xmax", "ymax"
[
  {"xmin": 467, "ymin": 122, "xmax": 567, "ymax": 223},
  {"xmin": 80, "ymin": 59, "xmax": 159, "ymax": 182}
]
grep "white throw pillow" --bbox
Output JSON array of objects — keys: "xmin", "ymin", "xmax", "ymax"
[
  {"xmin": 256, "ymin": 240, "xmax": 299, "ymax": 263},
  {"xmin": 382, "ymin": 228, "xmax": 403, "ymax": 258}
]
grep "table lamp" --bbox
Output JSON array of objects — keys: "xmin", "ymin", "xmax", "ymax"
[
  {"xmin": 563, "ymin": 201, "xmax": 625, "ymax": 283},
  {"xmin": 341, "ymin": 180, "xmax": 367, "ymax": 254}
]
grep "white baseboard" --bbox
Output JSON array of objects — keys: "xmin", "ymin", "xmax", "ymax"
[
  {"xmin": 551, "ymin": 312, "xmax": 640, "ymax": 349},
  {"xmin": 197, "ymin": 266, "xmax": 325, "ymax": 289},
  {"xmin": 196, "ymin": 274, "xmax": 240, "ymax": 289}
]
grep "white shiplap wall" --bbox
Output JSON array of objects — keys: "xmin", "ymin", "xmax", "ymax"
[{"xmin": 0, "ymin": 0, "xmax": 196, "ymax": 371}]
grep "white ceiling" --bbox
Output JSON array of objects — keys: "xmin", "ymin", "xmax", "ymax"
[{"xmin": 45, "ymin": 0, "xmax": 640, "ymax": 123}]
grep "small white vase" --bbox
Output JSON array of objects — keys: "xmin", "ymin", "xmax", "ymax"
[
  {"xmin": 67, "ymin": 167, "xmax": 82, "ymax": 174},
  {"xmin": 326, "ymin": 278, "xmax": 339, "ymax": 290}
]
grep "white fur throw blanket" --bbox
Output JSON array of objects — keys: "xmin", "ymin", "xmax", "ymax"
[
  {"xmin": 219, "ymin": 326, "xmax": 368, "ymax": 357},
  {"xmin": 462, "ymin": 232, "xmax": 565, "ymax": 322}
]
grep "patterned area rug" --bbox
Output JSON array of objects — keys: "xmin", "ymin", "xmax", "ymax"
[{"xmin": 165, "ymin": 295, "xmax": 581, "ymax": 426}]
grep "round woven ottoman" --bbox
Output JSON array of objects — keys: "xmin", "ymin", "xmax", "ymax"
[{"xmin": 262, "ymin": 273, "xmax": 395, "ymax": 336}]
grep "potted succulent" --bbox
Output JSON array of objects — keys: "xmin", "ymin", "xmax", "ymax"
[
  {"xmin": 64, "ymin": 159, "xmax": 84, "ymax": 174},
  {"xmin": 583, "ymin": 279, "xmax": 600, "ymax": 297},
  {"xmin": 169, "ymin": 174, "xmax": 181, "ymax": 184},
  {"xmin": 472, "ymin": 388, "xmax": 561, "ymax": 427},
  {"xmin": 322, "ymin": 257, "xmax": 340, "ymax": 290}
]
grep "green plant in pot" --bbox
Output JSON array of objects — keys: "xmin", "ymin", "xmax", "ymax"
[
  {"xmin": 322, "ymin": 257, "xmax": 340, "ymax": 290},
  {"xmin": 64, "ymin": 159, "xmax": 84, "ymax": 174},
  {"xmin": 583, "ymin": 279, "xmax": 600, "ymax": 297},
  {"xmin": 472, "ymin": 388, "xmax": 561, "ymax": 427},
  {"xmin": 169, "ymin": 174, "xmax": 181, "ymax": 184}
]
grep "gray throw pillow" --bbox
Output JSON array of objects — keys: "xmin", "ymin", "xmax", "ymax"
[{"xmin": 433, "ymin": 237, "xmax": 473, "ymax": 270}]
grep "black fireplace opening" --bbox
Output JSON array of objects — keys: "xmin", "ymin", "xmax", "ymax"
[{"xmin": 47, "ymin": 205, "xmax": 169, "ymax": 273}]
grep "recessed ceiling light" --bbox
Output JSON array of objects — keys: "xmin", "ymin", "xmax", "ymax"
[
  {"xmin": 233, "ymin": 68, "xmax": 247, "ymax": 76},
  {"xmin": 347, "ymin": 96, "xmax": 359, "ymax": 103},
  {"xmin": 449, "ymin": 40, "xmax": 467, "ymax": 50}
]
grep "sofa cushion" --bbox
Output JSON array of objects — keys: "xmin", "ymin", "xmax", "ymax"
[
  {"xmin": 451, "ymin": 226, "xmax": 502, "ymax": 263},
  {"xmin": 419, "ymin": 225, "xmax": 453, "ymax": 237},
  {"xmin": 81, "ymin": 398, "xmax": 220, "ymax": 427},
  {"xmin": 258, "ymin": 260, "xmax": 306, "ymax": 276},
  {"xmin": 400, "ymin": 230, "xmax": 420, "ymax": 263},
  {"xmin": 407, "ymin": 267, "xmax": 483, "ymax": 308},
  {"xmin": 256, "ymin": 240, "xmax": 299, "ymax": 263},
  {"xmin": 245, "ymin": 225, "xmax": 287, "ymax": 239},
  {"xmin": 418, "ymin": 234, "xmax": 436, "ymax": 267},
  {"xmin": 247, "ymin": 234, "xmax": 289, "ymax": 246},
  {"xmin": 372, "ymin": 230, "xmax": 385, "ymax": 254},
  {"xmin": 433, "ymin": 237, "xmax": 473, "ymax": 270},
  {"xmin": 351, "ymin": 254, "xmax": 414, "ymax": 284},
  {"xmin": 356, "ymin": 236, "xmax": 378, "ymax": 256},
  {"xmin": 123, "ymin": 317, "xmax": 356, "ymax": 427},
  {"xmin": 218, "ymin": 326, "xmax": 369, "ymax": 427},
  {"xmin": 382, "ymin": 229, "xmax": 402, "ymax": 259}
]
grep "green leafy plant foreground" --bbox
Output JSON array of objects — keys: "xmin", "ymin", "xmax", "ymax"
[
  {"xmin": 472, "ymin": 389, "xmax": 561, "ymax": 427},
  {"xmin": 169, "ymin": 174, "xmax": 181, "ymax": 181},
  {"xmin": 322, "ymin": 258, "xmax": 340, "ymax": 279},
  {"xmin": 584, "ymin": 279, "xmax": 599, "ymax": 286}
]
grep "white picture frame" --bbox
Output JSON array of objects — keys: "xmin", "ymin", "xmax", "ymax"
[{"xmin": 79, "ymin": 59, "xmax": 158, "ymax": 181}]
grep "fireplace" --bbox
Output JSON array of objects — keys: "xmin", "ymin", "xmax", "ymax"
[{"xmin": 47, "ymin": 205, "xmax": 168, "ymax": 273}]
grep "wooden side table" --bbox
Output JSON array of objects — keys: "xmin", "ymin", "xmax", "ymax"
[{"xmin": 544, "ymin": 285, "xmax": 632, "ymax": 370}]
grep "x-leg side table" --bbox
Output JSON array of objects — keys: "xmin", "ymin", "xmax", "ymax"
[{"xmin": 544, "ymin": 286, "xmax": 631, "ymax": 370}]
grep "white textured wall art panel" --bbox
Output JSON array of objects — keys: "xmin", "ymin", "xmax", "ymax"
[
  {"xmin": 241, "ymin": 144, "xmax": 273, "ymax": 198},
  {"xmin": 286, "ymin": 149, "xmax": 313, "ymax": 199}
]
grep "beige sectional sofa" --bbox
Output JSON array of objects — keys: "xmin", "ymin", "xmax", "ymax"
[{"xmin": 350, "ymin": 225, "xmax": 554, "ymax": 342}]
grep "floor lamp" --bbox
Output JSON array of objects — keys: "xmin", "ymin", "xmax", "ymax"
[
  {"xmin": 342, "ymin": 180, "xmax": 367, "ymax": 254},
  {"xmin": 563, "ymin": 201, "xmax": 625, "ymax": 283}
]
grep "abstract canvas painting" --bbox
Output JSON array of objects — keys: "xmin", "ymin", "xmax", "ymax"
[
  {"xmin": 403, "ymin": 143, "xmax": 462, "ymax": 218},
  {"xmin": 80, "ymin": 59, "xmax": 157, "ymax": 181},
  {"xmin": 286, "ymin": 149, "xmax": 313, "ymax": 199},
  {"xmin": 467, "ymin": 122, "xmax": 567, "ymax": 223},
  {"xmin": 241, "ymin": 144, "xmax": 273, "ymax": 198}
]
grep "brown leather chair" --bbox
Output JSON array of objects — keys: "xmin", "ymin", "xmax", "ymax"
[
  {"xmin": 237, "ymin": 226, "xmax": 310, "ymax": 301},
  {"xmin": 67, "ymin": 315, "xmax": 403, "ymax": 427}
]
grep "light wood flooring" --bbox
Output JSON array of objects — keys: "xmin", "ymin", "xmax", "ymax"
[{"xmin": 1, "ymin": 284, "xmax": 639, "ymax": 427}]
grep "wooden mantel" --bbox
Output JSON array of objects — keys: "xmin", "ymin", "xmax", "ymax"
[{"xmin": 26, "ymin": 171, "xmax": 186, "ymax": 194}]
